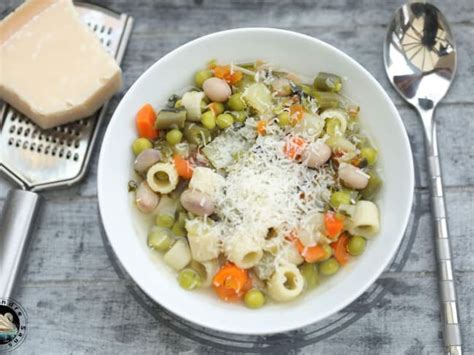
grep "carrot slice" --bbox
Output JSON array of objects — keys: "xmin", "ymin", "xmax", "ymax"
[
  {"xmin": 229, "ymin": 71, "xmax": 243, "ymax": 85},
  {"xmin": 302, "ymin": 245, "xmax": 327, "ymax": 263},
  {"xmin": 324, "ymin": 211, "xmax": 344, "ymax": 239},
  {"xmin": 213, "ymin": 65, "xmax": 243, "ymax": 85},
  {"xmin": 331, "ymin": 234, "xmax": 350, "ymax": 265},
  {"xmin": 289, "ymin": 104, "xmax": 304, "ymax": 124},
  {"xmin": 214, "ymin": 65, "xmax": 230, "ymax": 80},
  {"xmin": 212, "ymin": 264, "xmax": 250, "ymax": 302},
  {"xmin": 256, "ymin": 120, "xmax": 267, "ymax": 135},
  {"xmin": 284, "ymin": 136, "xmax": 306, "ymax": 160},
  {"xmin": 136, "ymin": 104, "xmax": 158, "ymax": 140},
  {"xmin": 173, "ymin": 155, "xmax": 193, "ymax": 179},
  {"xmin": 287, "ymin": 233, "xmax": 328, "ymax": 263}
]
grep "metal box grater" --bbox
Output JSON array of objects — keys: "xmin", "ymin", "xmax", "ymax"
[{"xmin": 0, "ymin": 2, "xmax": 133, "ymax": 300}]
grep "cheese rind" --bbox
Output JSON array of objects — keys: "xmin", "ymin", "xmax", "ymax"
[{"xmin": 0, "ymin": 0, "xmax": 122, "ymax": 129}]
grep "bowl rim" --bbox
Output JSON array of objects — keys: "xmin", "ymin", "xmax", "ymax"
[{"xmin": 98, "ymin": 27, "xmax": 414, "ymax": 335}]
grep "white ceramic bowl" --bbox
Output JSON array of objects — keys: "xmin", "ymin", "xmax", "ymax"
[{"xmin": 98, "ymin": 28, "xmax": 414, "ymax": 335}]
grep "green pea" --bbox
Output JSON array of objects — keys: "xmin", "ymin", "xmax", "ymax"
[
  {"xmin": 347, "ymin": 235, "xmax": 366, "ymax": 256},
  {"xmin": 200, "ymin": 110, "xmax": 216, "ymax": 130},
  {"xmin": 227, "ymin": 93, "xmax": 247, "ymax": 111},
  {"xmin": 360, "ymin": 147, "xmax": 378, "ymax": 166},
  {"xmin": 299, "ymin": 263, "xmax": 319, "ymax": 289},
  {"xmin": 277, "ymin": 111, "xmax": 290, "ymax": 127},
  {"xmin": 231, "ymin": 111, "xmax": 247, "ymax": 123},
  {"xmin": 147, "ymin": 227, "xmax": 172, "ymax": 251},
  {"xmin": 330, "ymin": 190, "xmax": 351, "ymax": 208},
  {"xmin": 319, "ymin": 258, "xmax": 340, "ymax": 276},
  {"xmin": 216, "ymin": 113, "xmax": 234, "ymax": 129},
  {"xmin": 243, "ymin": 289, "xmax": 266, "ymax": 309},
  {"xmin": 171, "ymin": 221, "xmax": 186, "ymax": 237},
  {"xmin": 178, "ymin": 268, "xmax": 202, "ymax": 290},
  {"xmin": 320, "ymin": 244, "xmax": 333, "ymax": 261},
  {"xmin": 210, "ymin": 102, "xmax": 225, "ymax": 115},
  {"xmin": 155, "ymin": 214, "xmax": 175, "ymax": 228},
  {"xmin": 132, "ymin": 138, "xmax": 153, "ymax": 155},
  {"xmin": 194, "ymin": 70, "xmax": 213, "ymax": 88},
  {"xmin": 165, "ymin": 129, "xmax": 183, "ymax": 145},
  {"xmin": 174, "ymin": 99, "xmax": 183, "ymax": 108}
]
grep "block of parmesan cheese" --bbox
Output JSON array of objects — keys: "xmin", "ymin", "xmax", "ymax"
[{"xmin": 0, "ymin": 0, "xmax": 122, "ymax": 129}]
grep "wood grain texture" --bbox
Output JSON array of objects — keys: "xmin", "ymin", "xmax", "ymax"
[{"xmin": 0, "ymin": 0, "xmax": 473, "ymax": 353}]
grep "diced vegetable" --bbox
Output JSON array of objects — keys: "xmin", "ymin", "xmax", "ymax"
[
  {"xmin": 313, "ymin": 72, "xmax": 343, "ymax": 92},
  {"xmin": 360, "ymin": 147, "xmax": 378, "ymax": 166},
  {"xmin": 330, "ymin": 190, "xmax": 352, "ymax": 208},
  {"xmin": 243, "ymin": 83, "xmax": 272, "ymax": 114},
  {"xmin": 155, "ymin": 108, "xmax": 186, "ymax": 129},
  {"xmin": 212, "ymin": 263, "xmax": 251, "ymax": 302},
  {"xmin": 324, "ymin": 211, "xmax": 344, "ymax": 239},
  {"xmin": 147, "ymin": 226, "xmax": 172, "ymax": 251},
  {"xmin": 312, "ymin": 91, "xmax": 343, "ymax": 109},
  {"xmin": 213, "ymin": 65, "xmax": 243, "ymax": 85},
  {"xmin": 178, "ymin": 268, "xmax": 202, "ymax": 290},
  {"xmin": 183, "ymin": 123, "xmax": 211, "ymax": 146},
  {"xmin": 182, "ymin": 91, "xmax": 205, "ymax": 121},
  {"xmin": 256, "ymin": 120, "xmax": 266, "ymax": 135},
  {"xmin": 173, "ymin": 154, "xmax": 193, "ymax": 179},
  {"xmin": 136, "ymin": 104, "xmax": 158, "ymax": 140},
  {"xmin": 331, "ymin": 234, "xmax": 349, "ymax": 265}
]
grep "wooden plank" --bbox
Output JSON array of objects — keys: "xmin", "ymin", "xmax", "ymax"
[{"xmin": 11, "ymin": 273, "xmax": 474, "ymax": 354}]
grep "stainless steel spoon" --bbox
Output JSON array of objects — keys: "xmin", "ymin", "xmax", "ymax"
[{"xmin": 384, "ymin": 2, "xmax": 462, "ymax": 354}]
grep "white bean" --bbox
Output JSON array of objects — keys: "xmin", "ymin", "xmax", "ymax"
[
  {"xmin": 134, "ymin": 149, "xmax": 161, "ymax": 174},
  {"xmin": 338, "ymin": 163, "xmax": 370, "ymax": 190},
  {"xmin": 136, "ymin": 181, "xmax": 160, "ymax": 213},
  {"xmin": 301, "ymin": 141, "xmax": 332, "ymax": 168},
  {"xmin": 202, "ymin": 77, "xmax": 231, "ymax": 103},
  {"xmin": 180, "ymin": 189, "xmax": 215, "ymax": 216}
]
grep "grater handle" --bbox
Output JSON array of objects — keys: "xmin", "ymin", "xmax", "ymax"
[{"xmin": 0, "ymin": 190, "xmax": 42, "ymax": 300}]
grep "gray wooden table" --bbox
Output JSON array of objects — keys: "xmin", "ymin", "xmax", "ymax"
[{"xmin": 1, "ymin": 0, "xmax": 473, "ymax": 353}]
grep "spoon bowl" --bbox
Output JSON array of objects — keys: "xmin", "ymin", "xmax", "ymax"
[
  {"xmin": 384, "ymin": 3, "xmax": 462, "ymax": 354},
  {"xmin": 384, "ymin": 2, "xmax": 456, "ymax": 111}
]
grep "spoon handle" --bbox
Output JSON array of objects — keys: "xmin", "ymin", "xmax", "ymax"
[{"xmin": 420, "ymin": 109, "xmax": 463, "ymax": 355}]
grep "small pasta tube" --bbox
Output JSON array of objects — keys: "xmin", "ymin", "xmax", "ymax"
[
  {"xmin": 163, "ymin": 239, "xmax": 191, "ymax": 271},
  {"xmin": 347, "ymin": 200, "xmax": 380, "ymax": 238},
  {"xmin": 147, "ymin": 163, "xmax": 179, "ymax": 194},
  {"xmin": 185, "ymin": 219, "xmax": 221, "ymax": 262},
  {"xmin": 267, "ymin": 264, "xmax": 304, "ymax": 302},
  {"xmin": 189, "ymin": 167, "xmax": 225, "ymax": 196},
  {"xmin": 190, "ymin": 259, "xmax": 219, "ymax": 287},
  {"xmin": 225, "ymin": 233, "xmax": 264, "ymax": 269}
]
